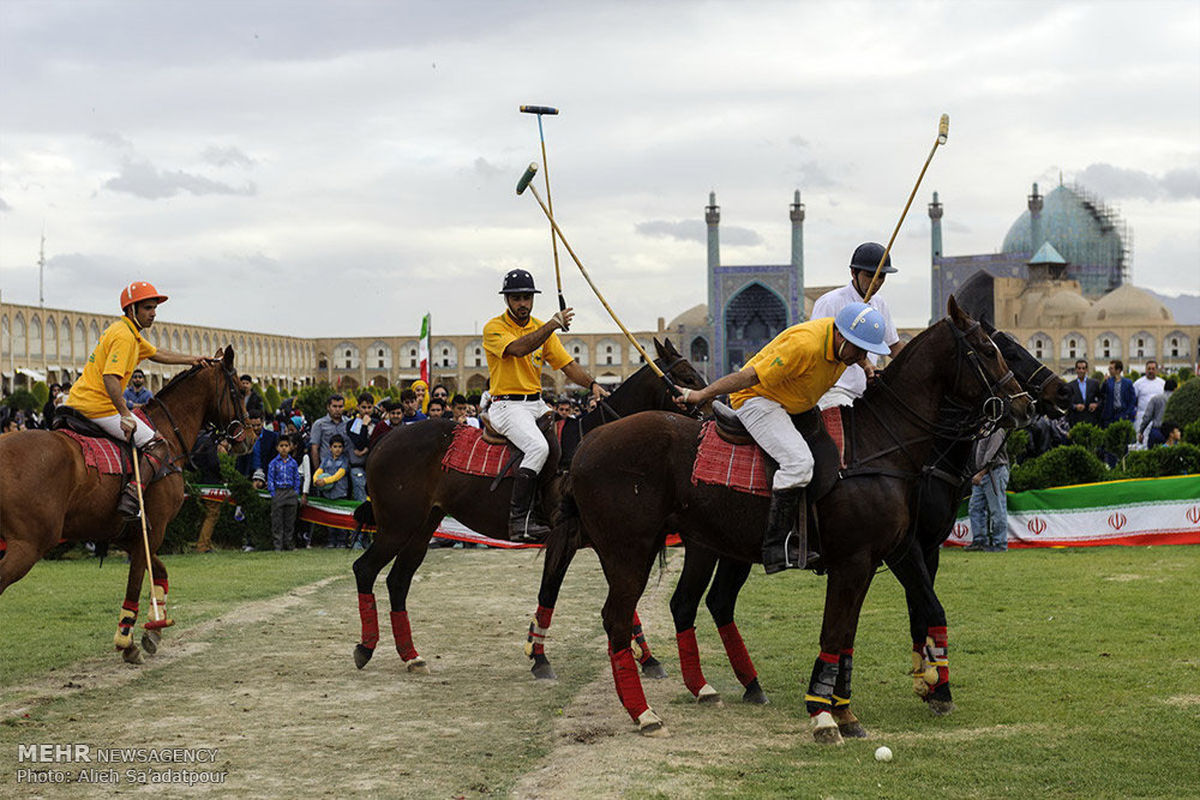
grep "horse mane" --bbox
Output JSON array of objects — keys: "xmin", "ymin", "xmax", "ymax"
[
  {"xmin": 859, "ymin": 316, "xmax": 949, "ymax": 405},
  {"xmin": 154, "ymin": 362, "xmax": 211, "ymax": 400}
]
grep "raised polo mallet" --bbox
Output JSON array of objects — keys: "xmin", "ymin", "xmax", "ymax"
[
  {"xmin": 864, "ymin": 113, "xmax": 950, "ymax": 303},
  {"xmin": 520, "ymin": 104, "xmax": 567, "ymax": 328},
  {"xmin": 517, "ymin": 162, "xmax": 679, "ymax": 395},
  {"xmin": 130, "ymin": 444, "xmax": 174, "ymax": 632}
]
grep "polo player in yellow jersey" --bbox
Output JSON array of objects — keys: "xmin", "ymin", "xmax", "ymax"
[
  {"xmin": 65, "ymin": 281, "xmax": 215, "ymax": 518},
  {"xmin": 483, "ymin": 269, "xmax": 607, "ymax": 541},
  {"xmin": 676, "ymin": 302, "xmax": 891, "ymax": 573}
]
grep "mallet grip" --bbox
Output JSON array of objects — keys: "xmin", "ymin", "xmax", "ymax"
[
  {"xmin": 516, "ymin": 163, "xmax": 538, "ymax": 195},
  {"xmin": 938, "ymin": 114, "xmax": 950, "ymax": 145},
  {"xmin": 520, "ymin": 105, "xmax": 559, "ymax": 115}
]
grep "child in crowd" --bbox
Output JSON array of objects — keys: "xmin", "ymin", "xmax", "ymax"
[
  {"xmin": 266, "ymin": 437, "xmax": 304, "ymax": 551},
  {"xmin": 314, "ymin": 434, "xmax": 350, "ymax": 547}
]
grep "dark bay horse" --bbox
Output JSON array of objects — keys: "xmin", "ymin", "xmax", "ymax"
[
  {"xmin": 350, "ymin": 338, "xmax": 706, "ymax": 673},
  {"xmin": 0, "ymin": 348, "xmax": 252, "ymax": 662},
  {"xmin": 554, "ymin": 298, "xmax": 1032, "ymax": 738},
  {"xmin": 657, "ymin": 326, "xmax": 1070, "ymax": 717}
]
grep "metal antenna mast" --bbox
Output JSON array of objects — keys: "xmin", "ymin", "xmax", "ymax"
[{"xmin": 38, "ymin": 227, "xmax": 46, "ymax": 308}]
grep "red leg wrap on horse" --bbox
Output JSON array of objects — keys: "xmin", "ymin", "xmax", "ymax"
[
  {"xmin": 929, "ymin": 625, "xmax": 949, "ymax": 687},
  {"xmin": 390, "ymin": 610, "xmax": 418, "ymax": 661},
  {"xmin": 675, "ymin": 628, "xmax": 707, "ymax": 696},
  {"xmin": 122, "ymin": 600, "xmax": 139, "ymax": 614},
  {"xmin": 529, "ymin": 605, "xmax": 553, "ymax": 656},
  {"xmin": 609, "ymin": 645, "xmax": 649, "ymax": 721},
  {"xmin": 153, "ymin": 577, "xmax": 169, "ymax": 595},
  {"xmin": 358, "ymin": 594, "xmax": 379, "ymax": 650},
  {"xmin": 535, "ymin": 604, "xmax": 554, "ymax": 630},
  {"xmin": 716, "ymin": 622, "xmax": 757, "ymax": 686}
]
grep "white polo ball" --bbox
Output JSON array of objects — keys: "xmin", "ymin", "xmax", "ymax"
[{"xmin": 874, "ymin": 745, "xmax": 893, "ymax": 762}]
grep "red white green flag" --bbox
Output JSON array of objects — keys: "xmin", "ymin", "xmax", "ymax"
[{"xmin": 418, "ymin": 313, "xmax": 431, "ymax": 383}]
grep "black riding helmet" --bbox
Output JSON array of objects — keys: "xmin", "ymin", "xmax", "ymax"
[
  {"xmin": 499, "ymin": 268, "xmax": 542, "ymax": 294},
  {"xmin": 849, "ymin": 242, "xmax": 898, "ymax": 274}
]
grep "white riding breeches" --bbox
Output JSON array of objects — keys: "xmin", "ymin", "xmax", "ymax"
[
  {"xmin": 90, "ymin": 413, "xmax": 156, "ymax": 448},
  {"xmin": 735, "ymin": 396, "xmax": 814, "ymax": 490},
  {"xmin": 817, "ymin": 385, "xmax": 859, "ymax": 411},
  {"xmin": 487, "ymin": 398, "xmax": 551, "ymax": 472}
]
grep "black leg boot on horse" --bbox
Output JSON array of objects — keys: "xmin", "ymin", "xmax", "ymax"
[
  {"xmin": 509, "ymin": 467, "xmax": 551, "ymax": 542},
  {"xmin": 762, "ymin": 487, "xmax": 820, "ymax": 574}
]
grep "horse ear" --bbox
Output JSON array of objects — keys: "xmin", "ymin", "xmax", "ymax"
[
  {"xmin": 222, "ymin": 346, "xmax": 235, "ymax": 370},
  {"xmin": 663, "ymin": 337, "xmax": 679, "ymax": 357},
  {"xmin": 654, "ymin": 338, "xmax": 666, "ymax": 359},
  {"xmin": 947, "ymin": 294, "xmax": 969, "ymax": 327}
]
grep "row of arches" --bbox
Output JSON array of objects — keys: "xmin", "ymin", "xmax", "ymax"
[
  {"xmin": 1026, "ymin": 330, "xmax": 1192, "ymax": 363},
  {"xmin": 325, "ymin": 337, "xmax": 651, "ymax": 371},
  {"xmin": 0, "ymin": 312, "xmax": 314, "ymax": 373}
]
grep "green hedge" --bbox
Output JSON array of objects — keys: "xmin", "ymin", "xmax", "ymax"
[
  {"xmin": 1165, "ymin": 378, "xmax": 1200, "ymax": 428},
  {"xmin": 162, "ymin": 454, "xmax": 273, "ymax": 553},
  {"xmin": 1109, "ymin": 443, "xmax": 1200, "ymax": 481},
  {"xmin": 1008, "ymin": 445, "xmax": 1108, "ymax": 493}
]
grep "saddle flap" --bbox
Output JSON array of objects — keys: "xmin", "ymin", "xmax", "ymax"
[
  {"xmin": 712, "ymin": 401, "xmax": 754, "ymax": 445},
  {"xmin": 51, "ymin": 406, "xmax": 125, "ymax": 444}
]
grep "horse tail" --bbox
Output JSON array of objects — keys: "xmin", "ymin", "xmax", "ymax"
[
  {"xmin": 353, "ymin": 500, "xmax": 375, "ymax": 532},
  {"xmin": 546, "ymin": 477, "xmax": 583, "ymax": 578}
]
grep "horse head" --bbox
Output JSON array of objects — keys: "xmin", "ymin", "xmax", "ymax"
[
  {"xmin": 947, "ymin": 296, "xmax": 1033, "ymax": 429},
  {"xmin": 654, "ymin": 338, "xmax": 708, "ymax": 416},
  {"xmin": 981, "ymin": 321, "xmax": 1070, "ymax": 419},
  {"xmin": 205, "ymin": 346, "xmax": 256, "ymax": 455}
]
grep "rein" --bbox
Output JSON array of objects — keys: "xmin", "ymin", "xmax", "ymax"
[{"xmin": 148, "ymin": 361, "xmax": 250, "ymax": 466}]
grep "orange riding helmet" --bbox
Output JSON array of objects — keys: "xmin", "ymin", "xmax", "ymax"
[{"xmin": 119, "ymin": 281, "xmax": 169, "ymax": 311}]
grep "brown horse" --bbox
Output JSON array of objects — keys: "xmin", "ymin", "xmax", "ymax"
[
  {"xmin": 553, "ymin": 298, "xmax": 1032, "ymax": 738},
  {"xmin": 655, "ymin": 324, "xmax": 1069, "ymax": 717},
  {"xmin": 0, "ymin": 348, "xmax": 252, "ymax": 662},
  {"xmin": 350, "ymin": 338, "xmax": 706, "ymax": 673}
]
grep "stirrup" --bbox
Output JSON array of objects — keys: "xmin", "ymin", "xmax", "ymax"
[
  {"xmin": 117, "ymin": 484, "xmax": 143, "ymax": 520},
  {"xmin": 509, "ymin": 515, "xmax": 550, "ymax": 543}
]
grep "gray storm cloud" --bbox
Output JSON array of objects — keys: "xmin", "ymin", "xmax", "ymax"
[
  {"xmin": 636, "ymin": 219, "xmax": 763, "ymax": 246},
  {"xmin": 103, "ymin": 157, "xmax": 257, "ymax": 200},
  {"xmin": 1075, "ymin": 163, "xmax": 1200, "ymax": 201}
]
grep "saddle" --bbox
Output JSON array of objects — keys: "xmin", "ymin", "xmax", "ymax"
[
  {"xmin": 443, "ymin": 412, "xmax": 561, "ymax": 486},
  {"xmin": 51, "ymin": 405, "xmax": 176, "ymax": 483},
  {"xmin": 709, "ymin": 401, "xmax": 841, "ymax": 503}
]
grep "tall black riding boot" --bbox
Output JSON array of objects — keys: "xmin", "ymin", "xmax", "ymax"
[
  {"xmin": 509, "ymin": 467, "xmax": 551, "ymax": 542},
  {"xmin": 761, "ymin": 487, "xmax": 809, "ymax": 574}
]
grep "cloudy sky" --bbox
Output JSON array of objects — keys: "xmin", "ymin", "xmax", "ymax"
[{"xmin": 2, "ymin": 0, "xmax": 1198, "ymax": 341}]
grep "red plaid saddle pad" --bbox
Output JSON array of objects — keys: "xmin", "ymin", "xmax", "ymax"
[
  {"xmin": 57, "ymin": 409, "xmax": 154, "ymax": 475},
  {"xmin": 690, "ymin": 421, "xmax": 772, "ymax": 497},
  {"xmin": 441, "ymin": 425, "xmax": 518, "ymax": 478}
]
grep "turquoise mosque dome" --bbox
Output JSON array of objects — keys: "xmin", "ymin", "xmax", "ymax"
[{"xmin": 1000, "ymin": 183, "xmax": 1128, "ymax": 297}]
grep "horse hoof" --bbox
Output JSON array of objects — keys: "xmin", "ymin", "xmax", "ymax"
[
  {"xmin": 353, "ymin": 644, "xmax": 374, "ymax": 670},
  {"xmin": 927, "ymin": 699, "xmax": 956, "ymax": 716},
  {"xmin": 697, "ymin": 684, "xmax": 723, "ymax": 705},
  {"xmin": 636, "ymin": 709, "xmax": 669, "ymax": 738},
  {"xmin": 838, "ymin": 721, "xmax": 869, "ymax": 738},
  {"xmin": 640, "ymin": 658, "xmax": 668, "ymax": 680},
  {"xmin": 742, "ymin": 680, "xmax": 770, "ymax": 705},
  {"xmin": 140, "ymin": 629, "xmax": 161, "ymax": 656},
  {"xmin": 121, "ymin": 645, "xmax": 144, "ymax": 665},
  {"xmin": 405, "ymin": 657, "xmax": 430, "ymax": 675},
  {"xmin": 531, "ymin": 661, "xmax": 557, "ymax": 681},
  {"xmin": 813, "ymin": 726, "xmax": 844, "ymax": 745}
]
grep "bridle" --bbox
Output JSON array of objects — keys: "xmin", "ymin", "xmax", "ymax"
[
  {"xmin": 594, "ymin": 353, "xmax": 698, "ymax": 422},
  {"xmin": 150, "ymin": 360, "xmax": 252, "ymax": 464}
]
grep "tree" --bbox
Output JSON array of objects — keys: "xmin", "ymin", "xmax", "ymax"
[
  {"xmin": 296, "ymin": 383, "xmax": 334, "ymax": 422},
  {"xmin": 264, "ymin": 384, "xmax": 281, "ymax": 414},
  {"xmin": 31, "ymin": 381, "xmax": 49, "ymax": 407},
  {"xmin": 1164, "ymin": 377, "xmax": 1200, "ymax": 428},
  {"xmin": 3, "ymin": 388, "xmax": 39, "ymax": 413}
]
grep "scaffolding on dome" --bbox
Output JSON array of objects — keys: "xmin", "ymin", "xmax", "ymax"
[{"xmin": 1068, "ymin": 182, "xmax": 1131, "ymax": 293}]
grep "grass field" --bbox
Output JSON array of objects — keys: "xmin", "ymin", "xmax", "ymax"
[{"xmin": 2, "ymin": 544, "xmax": 1198, "ymax": 798}]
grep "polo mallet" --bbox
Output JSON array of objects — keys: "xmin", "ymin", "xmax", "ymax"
[
  {"xmin": 130, "ymin": 443, "xmax": 173, "ymax": 631},
  {"xmin": 517, "ymin": 162, "xmax": 679, "ymax": 396},
  {"xmin": 520, "ymin": 104, "xmax": 568, "ymax": 329},
  {"xmin": 864, "ymin": 113, "xmax": 950, "ymax": 303}
]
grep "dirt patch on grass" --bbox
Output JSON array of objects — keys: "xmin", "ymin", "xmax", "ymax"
[{"xmin": 1163, "ymin": 694, "xmax": 1200, "ymax": 708}]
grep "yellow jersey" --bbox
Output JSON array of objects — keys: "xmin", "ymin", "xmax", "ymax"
[
  {"xmin": 730, "ymin": 317, "xmax": 847, "ymax": 414},
  {"xmin": 482, "ymin": 312, "xmax": 572, "ymax": 395},
  {"xmin": 66, "ymin": 317, "xmax": 157, "ymax": 418}
]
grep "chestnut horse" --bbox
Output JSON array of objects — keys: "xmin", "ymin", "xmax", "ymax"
[
  {"xmin": 350, "ymin": 338, "xmax": 706, "ymax": 673},
  {"xmin": 655, "ymin": 325, "xmax": 1069, "ymax": 717},
  {"xmin": 0, "ymin": 348, "xmax": 252, "ymax": 662},
  {"xmin": 554, "ymin": 298, "xmax": 1032, "ymax": 738}
]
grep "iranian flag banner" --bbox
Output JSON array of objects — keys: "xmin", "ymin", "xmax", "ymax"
[
  {"xmin": 418, "ymin": 313, "xmax": 431, "ymax": 383},
  {"xmin": 950, "ymin": 474, "xmax": 1200, "ymax": 548}
]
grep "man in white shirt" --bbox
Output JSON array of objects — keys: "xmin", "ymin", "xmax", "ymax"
[
  {"xmin": 1132, "ymin": 359, "xmax": 1165, "ymax": 435},
  {"xmin": 812, "ymin": 242, "xmax": 903, "ymax": 411}
]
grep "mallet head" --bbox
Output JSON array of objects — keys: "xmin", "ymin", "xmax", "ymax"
[
  {"xmin": 516, "ymin": 162, "xmax": 538, "ymax": 195},
  {"xmin": 938, "ymin": 114, "xmax": 950, "ymax": 145},
  {"xmin": 520, "ymin": 105, "xmax": 559, "ymax": 115}
]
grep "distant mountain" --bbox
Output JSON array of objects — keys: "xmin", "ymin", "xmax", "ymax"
[{"xmin": 1148, "ymin": 290, "xmax": 1200, "ymax": 324}]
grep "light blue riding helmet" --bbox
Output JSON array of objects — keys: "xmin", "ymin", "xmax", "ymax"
[{"xmin": 834, "ymin": 302, "xmax": 891, "ymax": 355}]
